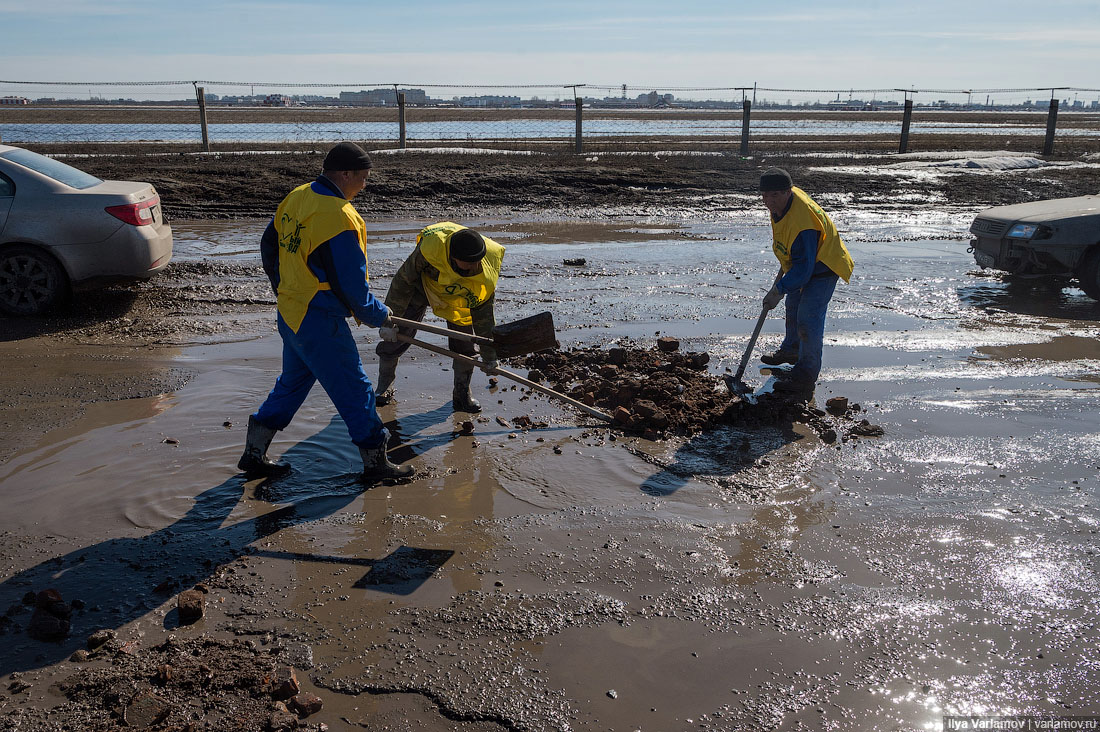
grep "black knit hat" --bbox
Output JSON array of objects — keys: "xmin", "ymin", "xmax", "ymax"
[
  {"xmin": 449, "ymin": 229, "xmax": 486, "ymax": 263},
  {"xmin": 323, "ymin": 142, "xmax": 372, "ymax": 171},
  {"xmin": 759, "ymin": 167, "xmax": 793, "ymax": 192}
]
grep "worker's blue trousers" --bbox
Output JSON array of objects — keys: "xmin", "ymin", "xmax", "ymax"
[
  {"xmin": 778, "ymin": 272, "xmax": 839, "ymax": 384},
  {"xmin": 253, "ymin": 310, "xmax": 385, "ymax": 449}
]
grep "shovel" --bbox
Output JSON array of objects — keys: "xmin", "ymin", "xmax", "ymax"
[
  {"xmin": 390, "ymin": 311, "xmax": 558, "ymax": 358},
  {"xmin": 725, "ymin": 268, "xmax": 783, "ymax": 397},
  {"xmin": 392, "ymin": 333, "xmax": 614, "ymax": 423}
]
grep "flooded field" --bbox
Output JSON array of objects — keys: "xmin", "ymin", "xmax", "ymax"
[{"xmin": 0, "ymin": 206, "xmax": 1098, "ymax": 730}]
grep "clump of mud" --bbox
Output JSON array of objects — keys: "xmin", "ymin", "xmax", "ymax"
[
  {"xmin": 6, "ymin": 633, "xmax": 324, "ymax": 732},
  {"xmin": 514, "ymin": 340, "xmax": 882, "ymax": 443}
]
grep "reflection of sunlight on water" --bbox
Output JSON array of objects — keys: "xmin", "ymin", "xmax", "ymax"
[
  {"xmin": 830, "ymin": 329, "xmax": 1053, "ymax": 351},
  {"xmin": 832, "ymin": 360, "xmax": 1100, "ymax": 382},
  {"xmin": 994, "ymin": 561, "xmax": 1071, "ymax": 608}
]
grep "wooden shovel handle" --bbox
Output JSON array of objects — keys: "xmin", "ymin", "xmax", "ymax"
[
  {"xmin": 395, "ymin": 334, "xmax": 614, "ymax": 423},
  {"xmin": 389, "ymin": 316, "xmax": 493, "ymax": 346}
]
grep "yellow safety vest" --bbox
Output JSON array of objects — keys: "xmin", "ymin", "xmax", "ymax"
[
  {"xmin": 771, "ymin": 187, "xmax": 854, "ymax": 283},
  {"xmin": 418, "ymin": 222, "xmax": 505, "ymax": 326},
  {"xmin": 274, "ymin": 182, "xmax": 368, "ymax": 332}
]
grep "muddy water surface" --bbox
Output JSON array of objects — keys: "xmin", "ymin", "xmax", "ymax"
[{"xmin": 1, "ymin": 211, "xmax": 1098, "ymax": 730}]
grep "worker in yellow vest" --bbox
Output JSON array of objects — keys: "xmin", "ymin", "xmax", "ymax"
[
  {"xmin": 375, "ymin": 222, "xmax": 505, "ymax": 412},
  {"xmin": 237, "ymin": 142, "xmax": 412, "ymax": 482},
  {"xmin": 758, "ymin": 168, "xmax": 854, "ymax": 400}
]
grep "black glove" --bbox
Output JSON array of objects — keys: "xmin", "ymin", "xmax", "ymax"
[{"xmin": 763, "ymin": 285, "xmax": 783, "ymax": 311}]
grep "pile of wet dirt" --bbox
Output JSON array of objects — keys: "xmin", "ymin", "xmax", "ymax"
[
  {"xmin": 513, "ymin": 339, "xmax": 884, "ymax": 444},
  {"xmin": 3, "ymin": 625, "xmax": 323, "ymax": 732}
]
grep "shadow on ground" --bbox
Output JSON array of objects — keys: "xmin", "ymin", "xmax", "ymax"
[{"xmin": 0, "ymin": 416, "xmax": 447, "ymax": 677}]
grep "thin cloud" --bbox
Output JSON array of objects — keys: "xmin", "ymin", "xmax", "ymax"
[
  {"xmin": 0, "ymin": 0, "xmax": 132, "ymax": 15},
  {"xmin": 880, "ymin": 27, "xmax": 1100, "ymax": 44}
]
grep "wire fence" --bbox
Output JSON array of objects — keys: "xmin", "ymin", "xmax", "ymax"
[{"xmin": 1, "ymin": 81, "xmax": 1099, "ymax": 155}]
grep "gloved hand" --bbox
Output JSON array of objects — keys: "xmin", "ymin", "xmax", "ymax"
[
  {"xmin": 762, "ymin": 285, "xmax": 783, "ymax": 311},
  {"xmin": 479, "ymin": 359, "xmax": 499, "ymax": 374},
  {"xmin": 378, "ymin": 324, "xmax": 398, "ymax": 342}
]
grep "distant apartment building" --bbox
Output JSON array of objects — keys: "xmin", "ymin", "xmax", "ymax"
[
  {"xmin": 263, "ymin": 94, "xmax": 292, "ymax": 107},
  {"xmin": 339, "ymin": 88, "xmax": 428, "ymax": 106},
  {"xmin": 641, "ymin": 91, "xmax": 674, "ymax": 107},
  {"xmin": 456, "ymin": 95, "xmax": 521, "ymax": 107},
  {"xmin": 0, "ymin": 96, "xmax": 30, "ymax": 105}
]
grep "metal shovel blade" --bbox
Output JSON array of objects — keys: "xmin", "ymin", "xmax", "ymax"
[{"xmin": 491, "ymin": 311, "xmax": 558, "ymax": 358}]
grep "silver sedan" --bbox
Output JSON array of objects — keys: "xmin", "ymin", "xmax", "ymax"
[{"xmin": 0, "ymin": 144, "xmax": 173, "ymax": 315}]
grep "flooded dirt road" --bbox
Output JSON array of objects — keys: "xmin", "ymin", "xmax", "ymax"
[{"xmin": 0, "ymin": 201, "xmax": 1098, "ymax": 730}]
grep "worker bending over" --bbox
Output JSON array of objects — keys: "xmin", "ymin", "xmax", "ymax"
[{"xmin": 376, "ymin": 222, "xmax": 504, "ymax": 412}]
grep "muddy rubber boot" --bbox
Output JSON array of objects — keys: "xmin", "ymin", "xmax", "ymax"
[
  {"xmin": 772, "ymin": 377, "xmax": 815, "ymax": 403},
  {"xmin": 375, "ymin": 356, "xmax": 398, "ymax": 406},
  {"xmin": 237, "ymin": 416, "xmax": 291, "ymax": 478},
  {"xmin": 359, "ymin": 431, "xmax": 414, "ymax": 481},
  {"xmin": 452, "ymin": 368, "xmax": 482, "ymax": 413}
]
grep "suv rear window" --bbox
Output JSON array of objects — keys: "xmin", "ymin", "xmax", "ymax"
[{"xmin": 0, "ymin": 149, "xmax": 102, "ymax": 190}]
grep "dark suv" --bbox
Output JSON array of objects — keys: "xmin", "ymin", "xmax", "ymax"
[{"xmin": 969, "ymin": 194, "xmax": 1100, "ymax": 300}]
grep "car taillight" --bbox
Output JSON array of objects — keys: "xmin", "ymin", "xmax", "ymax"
[{"xmin": 106, "ymin": 196, "xmax": 159, "ymax": 226}]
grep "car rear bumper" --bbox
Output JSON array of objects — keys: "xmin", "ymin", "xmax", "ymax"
[{"xmin": 65, "ymin": 222, "xmax": 173, "ymax": 286}]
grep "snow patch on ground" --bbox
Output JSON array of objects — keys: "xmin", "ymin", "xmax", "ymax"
[{"xmin": 888, "ymin": 155, "xmax": 1051, "ymax": 171}]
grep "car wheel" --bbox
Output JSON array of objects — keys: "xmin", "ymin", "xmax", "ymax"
[
  {"xmin": 1077, "ymin": 247, "xmax": 1100, "ymax": 301},
  {"xmin": 0, "ymin": 245, "xmax": 70, "ymax": 316}
]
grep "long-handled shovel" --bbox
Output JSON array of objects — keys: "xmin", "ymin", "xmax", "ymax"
[
  {"xmin": 393, "ymin": 333, "xmax": 614, "ymax": 423},
  {"xmin": 390, "ymin": 311, "xmax": 558, "ymax": 358},
  {"xmin": 724, "ymin": 268, "xmax": 783, "ymax": 397}
]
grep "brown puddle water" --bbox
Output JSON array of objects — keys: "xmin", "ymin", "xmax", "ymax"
[{"xmin": 0, "ymin": 216, "xmax": 1098, "ymax": 730}]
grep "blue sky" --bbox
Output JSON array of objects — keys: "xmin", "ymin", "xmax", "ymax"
[{"xmin": 1, "ymin": 0, "xmax": 1098, "ymax": 101}]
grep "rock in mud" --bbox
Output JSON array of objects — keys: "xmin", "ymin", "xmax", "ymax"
[
  {"xmin": 290, "ymin": 692, "xmax": 323, "ymax": 716},
  {"xmin": 850, "ymin": 420, "xmax": 885, "ymax": 437},
  {"xmin": 268, "ymin": 702, "xmax": 299, "ymax": 731},
  {"xmin": 270, "ymin": 666, "xmax": 300, "ymax": 700},
  {"xmin": 563, "ymin": 258, "xmax": 586, "ymax": 266},
  {"xmin": 656, "ymin": 337, "xmax": 680, "ymax": 352},
  {"xmin": 156, "ymin": 663, "xmax": 173, "ymax": 684},
  {"xmin": 124, "ymin": 689, "xmax": 172, "ymax": 727},
  {"xmin": 28, "ymin": 589, "xmax": 72, "ymax": 641},
  {"xmin": 825, "ymin": 396, "xmax": 849, "ymax": 415},
  {"xmin": 87, "ymin": 628, "xmax": 115, "ymax": 650},
  {"xmin": 177, "ymin": 589, "xmax": 205, "ymax": 623}
]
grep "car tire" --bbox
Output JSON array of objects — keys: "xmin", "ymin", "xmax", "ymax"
[
  {"xmin": 0, "ymin": 245, "xmax": 70, "ymax": 316},
  {"xmin": 1076, "ymin": 247, "xmax": 1100, "ymax": 302}
]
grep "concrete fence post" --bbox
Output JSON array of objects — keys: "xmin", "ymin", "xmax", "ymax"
[
  {"xmin": 1042, "ymin": 98, "xmax": 1058, "ymax": 156},
  {"xmin": 899, "ymin": 98, "xmax": 913, "ymax": 154},
  {"xmin": 398, "ymin": 92, "xmax": 407, "ymax": 150},
  {"xmin": 575, "ymin": 97, "xmax": 583, "ymax": 154},
  {"xmin": 739, "ymin": 100, "xmax": 752, "ymax": 156},
  {"xmin": 195, "ymin": 85, "xmax": 210, "ymax": 152}
]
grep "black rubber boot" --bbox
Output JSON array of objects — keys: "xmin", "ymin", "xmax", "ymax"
[
  {"xmin": 359, "ymin": 430, "xmax": 414, "ymax": 481},
  {"xmin": 452, "ymin": 368, "xmax": 482, "ymax": 413},
  {"xmin": 771, "ymin": 377, "xmax": 815, "ymax": 402},
  {"xmin": 375, "ymin": 357, "xmax": 398, "ymax": 406},
  {"xmin": 760, "ymin": 349, "xmax": 799, "ymax": 366},
  {"xmin": 237, "ymin": 416, "xmax": 291, "ymax": 478}
]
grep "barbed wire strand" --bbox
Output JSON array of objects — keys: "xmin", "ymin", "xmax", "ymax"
[{"xmin": 2, "ymin": 80, "xmax": 1099, "ymax": 94}]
